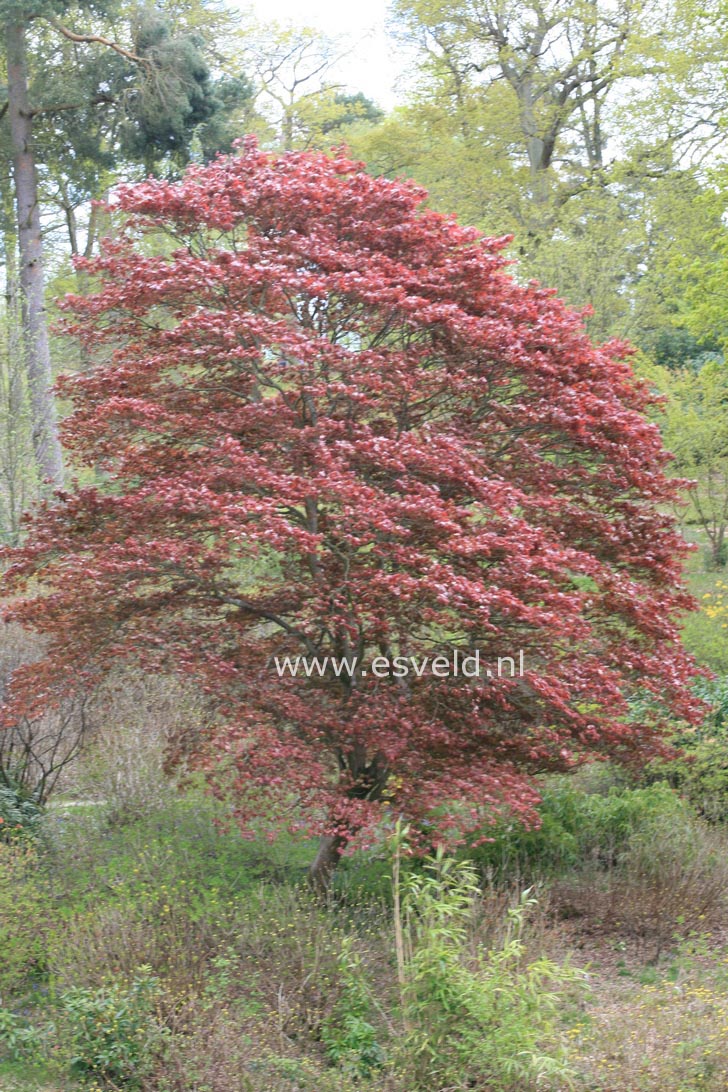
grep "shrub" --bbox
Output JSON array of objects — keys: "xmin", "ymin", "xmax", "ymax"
[
  {"xmin": 232, "ymin": 885, "xmax": 346, "ymax": 1041},
  {"xmin": 0, "ymin": 621, "xmax": 91, "ymax": 806},
  {"xmin": 71, "ymin": 671, "xmax": 208, "ymax": 825},
  {"xmin": 0, "ymin": 1008, "xmax": 43, "ymax": 1062},
  {"xmin": 0, "ymin": 780, "xmax": 42, "ymax": 841},
  {"xmin": 59, "ymin": 968, "xmax": 163, "ymax": 1089},
  {"xmin": 614, "ymin": 812, "xmax": 728, "ymax": 936},
  {"xmin": 0, "ymin": 841, "xmax": 52, "ymax": 997},
  {"xmin": 142, "ymin": 1001, "xmax": 255, "ymax": 1092},
  {"xmin": 49, "ymin": 898, "xmax": 218, "ymax": 1001},
  {"xmin": 321, "ymin": 937, "xmax": 385, "ymax": 1078},
  {"xmin": 144, "ymin": 962, "xmax": 388, "ymax": 1092},
  {"xmin": 467, "ymin": 779, "xmax": 688, "ymax": 880},
  {"xmin": 647, "ymin": 676, "xmax": 728, "ymax": 821},
  {"xmin": 552, "ymin": 810, "xmax": 728, "ymax": 953},
  {"xmin": 394, "ymin": 845, "xmax": 582, "ymax": 1091}
]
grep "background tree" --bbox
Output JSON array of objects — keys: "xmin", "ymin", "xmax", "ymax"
[
  {"xmin": 5, "ymin": 9, "xmax": 65, "ymax": 486},
  {"xmin": 2, "ymin": 145, "xmax": 702, "ymax": 886},
  {"xmin": 669, "ymin": 169, "xmax": 728, "ymax": 356},
  {"xmin": 0, "ymin": 623, "xmax": 90, "ymax": 806},
  {"xmin": 238, "ymin": 20, "xmax": 369, "ymax": 150},
  {"xmin": 643, "ymin": 358, "xmax": 728, "ymax": 568},
  {"xmin": 354, "ymin": 0, "xmax": 728, "ymax": 349},
  {"xmin": 0, "ymin": 0, "xmax": 250, "ymax": 494},
  {"xmin": 390, "ymin": 0, "xmax": 725, "ymax": 225}
]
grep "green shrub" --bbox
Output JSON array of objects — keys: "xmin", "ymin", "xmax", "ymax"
[
  {"xmin": 59, "ymin": 968, "xmax": 163, "ymax": 1089},
  {"xmin": 0, "ymin": 842, "xmax": 52, "ymax": 997},
  {"xmin": 0, "ymin": 781, "xmax": 42, "ymax": 841},
  {"xmin": 647, "ymin": 677, "xmax": 728, "ymax": 821},
  {"xmin": 467, "ymin": 779, "xmax": 688, "ymax": 880},
  {"xmin": 321, "ymin": 937, "xmax": 385, "ymax": 1078},
  {"xmin": 0, "ymin": 1008, "xmax": 43, "ymax": 1063},
  {"xmin": 394, "ymin": 845, "xmax": 582, "ymax": 1090}
]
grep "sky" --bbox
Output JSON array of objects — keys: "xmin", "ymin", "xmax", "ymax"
[{"xmin": 241, "ymin": 0, "xmax": 406, "ymax": 109}]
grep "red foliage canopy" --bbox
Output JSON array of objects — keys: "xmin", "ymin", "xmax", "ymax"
[{"xmin": 3, "ymin": 140, "xmax": 701, "ymax": 850}]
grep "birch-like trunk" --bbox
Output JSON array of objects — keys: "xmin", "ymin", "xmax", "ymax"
[
  {"xmin": 6, "ymin": 20, "xmax": 64, "ymax": 489},
  {"xmin": 1, "ymin": 203, "xmax": 34, "ymax": 543}
]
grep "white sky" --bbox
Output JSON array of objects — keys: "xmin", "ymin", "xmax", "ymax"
[{"xmin": 241, "ymin": 0, "xmax": 406, "ymax": 109}]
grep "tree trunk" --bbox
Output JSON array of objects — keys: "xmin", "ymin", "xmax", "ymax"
[
  {"xmin": 308, "ymin": 754, "xmax": 389, "ymax": 891},
  {"xmin": 308, "ymin": 832, "xmax": 348, "ymax": 893},
  {"xmin": 6, "ymin": 20, "xmax": 64, "ymax": 490},
  {"xmin": 710, "ymin": 528, "xmax": 727, "ymax": 569},
  {"xmin": 1, "ymin": 206, "xmax": 31, "ymax": 543}
]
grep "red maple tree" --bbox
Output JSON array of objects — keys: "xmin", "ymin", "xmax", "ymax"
[{"xmin": 3, "ymin": 140, "xmax": 702, "ymax": 883}]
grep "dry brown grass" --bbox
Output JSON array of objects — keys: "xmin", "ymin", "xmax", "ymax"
[
  {"xmin": 567, "ymin": 938, "xmax": 728, "ymax": 1090},
  {"xmin": 549, "ymin": 815, "xmax": 728, "ymax": 962}
]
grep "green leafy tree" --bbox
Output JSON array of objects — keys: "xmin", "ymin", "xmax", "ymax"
[
  {"xmin": 391, "ymin": 0, "xmax": 725, "ymax": 220},
  {"xmin": 1, "ymin": 0, "xmax": 252, "ymax": 490},
  {"xmin": 239, "ymin": 20, "xmax": 370, "ymax": 150},
  {"xmin": 644, "ymin": 358, "xmax": 728, "ymax": 567},
  {"xmin": 356, "ymin": 0, "xmax": 728, "ymax": 348}
]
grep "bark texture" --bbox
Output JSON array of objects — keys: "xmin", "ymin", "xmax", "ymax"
[{"xmin": 6, "ymin": 20, "xmax": 64, "ymax": 489}]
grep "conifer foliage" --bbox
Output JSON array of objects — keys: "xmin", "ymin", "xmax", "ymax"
[{"xmin": 3, "ymin": 141, "xmax": 701, "ymax": 874}]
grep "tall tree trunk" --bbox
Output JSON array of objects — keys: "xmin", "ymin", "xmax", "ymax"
[
  {"xmin": 6, "ymin": 20, "xmax": 64, "ymax": 489},
  {"xmin": 2, "ymin": 210, "xmax": 32, "ymax": 543},
  {"xmin": 710, "ymin": 526, "xmax": 727, "ymax": 569}
]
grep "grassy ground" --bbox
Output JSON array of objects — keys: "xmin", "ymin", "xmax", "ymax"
[
  {"xmin": 679, "ymin": 525, "xmax": 728, "ymax": 671},
  {"xmin": 3, "ymin": 785, "xmax": 728, "ymax": 1091},
  {"xmin": 0, "ymin": 1060, "xmax": 68, "ymax": 1092}
]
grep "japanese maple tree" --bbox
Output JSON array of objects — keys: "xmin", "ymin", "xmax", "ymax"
[{"xmin": 2, "ymin": 140, "xmax": 702, "ymax": 884}]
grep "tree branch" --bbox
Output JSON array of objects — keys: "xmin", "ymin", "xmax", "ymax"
[
  {"xmin": 29, "ymin": 94, "xmax": 115, "ymax": 117},
  {"xmin": 46, "ymin": 18, "xmax": 148, "ymax": 67}
]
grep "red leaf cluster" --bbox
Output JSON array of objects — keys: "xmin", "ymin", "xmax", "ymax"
[{"xmin": 2, "ymin": 140, "xmax": 703, "ymax": 846}]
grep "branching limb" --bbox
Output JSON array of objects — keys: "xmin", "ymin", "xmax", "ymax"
[{"xmin": 46, "ymin": 18, "xmax": 148, "ymax": 67}]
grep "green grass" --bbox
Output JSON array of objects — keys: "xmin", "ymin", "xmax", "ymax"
[
  {"xmin": 0, "ymin": 1059, "xmax": 70, "ymax": 1091},
  {"xmin": 44, "ymin": 791, "xmax": 317, "ymax": 917},
  {"xmin": 682, "ymin": 568, "xmax": 728, "ymax": 671}
]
